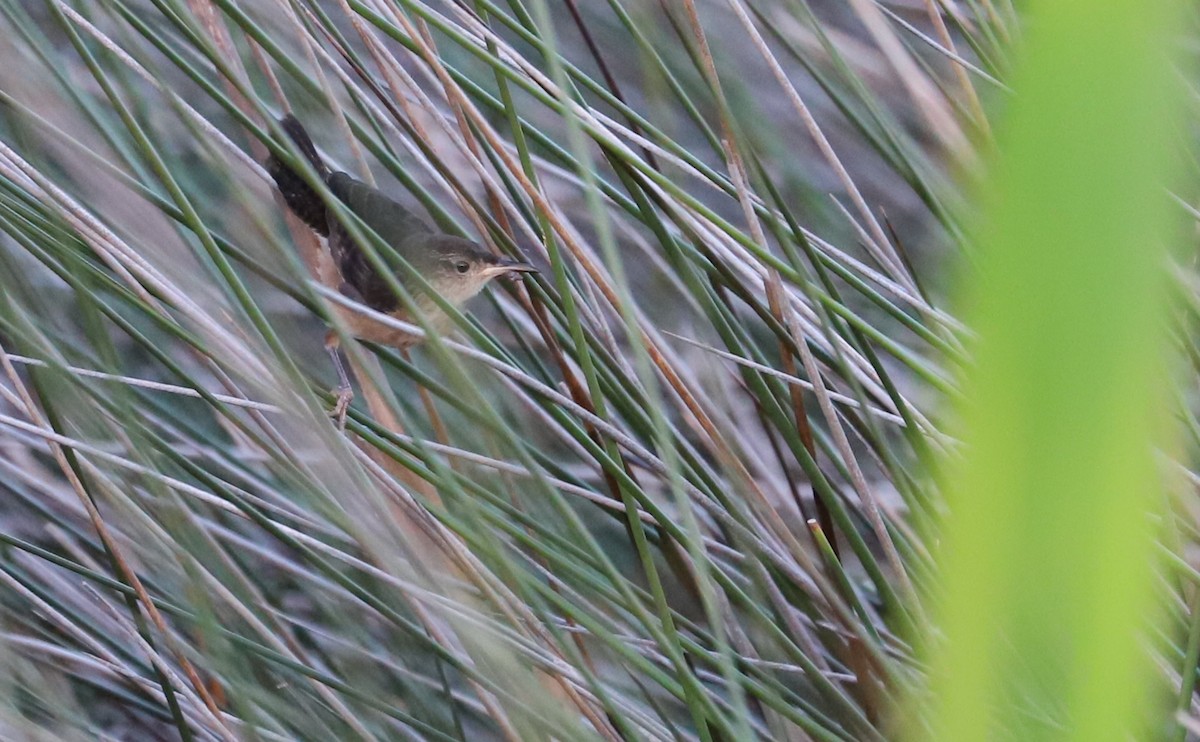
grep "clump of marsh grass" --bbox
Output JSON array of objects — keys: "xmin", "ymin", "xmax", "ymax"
[{"xmin": 0, "ymin": 0, "xmax": 1192, "ymax": 739}]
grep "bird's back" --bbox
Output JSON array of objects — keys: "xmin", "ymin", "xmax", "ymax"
[
  {"xmin": 328, "ymin": 172, "xmax": 432, "ymax": 247},
  {"xmin": 327, "ymin": 172, "xmax": 433, "ymax": 313}
]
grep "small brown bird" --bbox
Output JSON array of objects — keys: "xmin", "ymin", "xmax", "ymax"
[{"xmin": 266, "ymin": 115, "xmax": 536, "ymax": 421}]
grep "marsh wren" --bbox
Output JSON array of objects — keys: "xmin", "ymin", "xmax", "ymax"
[{"xmin": 266, "ymin": 115, "xmax": 536, "ymax": 423}]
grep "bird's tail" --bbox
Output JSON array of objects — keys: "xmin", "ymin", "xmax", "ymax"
[{"xmin": 266, "ymin": 115, "xmax": 332, "ymax": 236}]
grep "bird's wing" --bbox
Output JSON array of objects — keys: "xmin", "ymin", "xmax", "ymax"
[{"xmin": 326, "ymin": 172, "xmax": 433, "ymax": 313}]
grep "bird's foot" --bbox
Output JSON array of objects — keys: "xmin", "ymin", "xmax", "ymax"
[
  {"xmin": 325, "ymin": 331, "xmax": 354, "ymax": 430},
  {"xmin": 330, "ymin": 385, "xmax": 353, "ymax": 431}
]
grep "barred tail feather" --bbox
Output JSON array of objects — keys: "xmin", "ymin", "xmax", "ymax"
[{"xmin": 266, "ymin": 115, "xmax": 331, "ymax": 236}]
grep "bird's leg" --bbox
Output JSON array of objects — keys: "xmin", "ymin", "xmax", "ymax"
[{"xmin": 325, "ymin": 330, "xmax": 353, "ymax": 430}]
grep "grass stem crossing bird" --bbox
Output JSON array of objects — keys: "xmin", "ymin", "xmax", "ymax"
[{"xmin": 265, "ymin": 115, "xmax": 536, "ymax": 423}]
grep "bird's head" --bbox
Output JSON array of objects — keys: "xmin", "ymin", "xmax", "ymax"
[{"xmin": 408, "ymin": 235, "xmax": 537, "ymax": 307}]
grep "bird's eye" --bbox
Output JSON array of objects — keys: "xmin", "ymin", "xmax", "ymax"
[{"xmin": 455, "ymin": 261, "xmax": 470, "ymax": 274}]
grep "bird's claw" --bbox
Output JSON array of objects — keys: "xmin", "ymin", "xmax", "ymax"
[{"xmin": 330, "ymin": 386, "xmax": 353, "ymax": 431}]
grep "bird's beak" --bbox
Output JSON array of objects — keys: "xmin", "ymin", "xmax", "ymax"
[{"xmin": 484, "ymin": 257, "xmax": 539, "ymax": 278}]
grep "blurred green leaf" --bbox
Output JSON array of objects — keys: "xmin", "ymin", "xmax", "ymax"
[{"xmin": 923, "ymin": 1, "xmax": 1187, "ymax": 739}]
